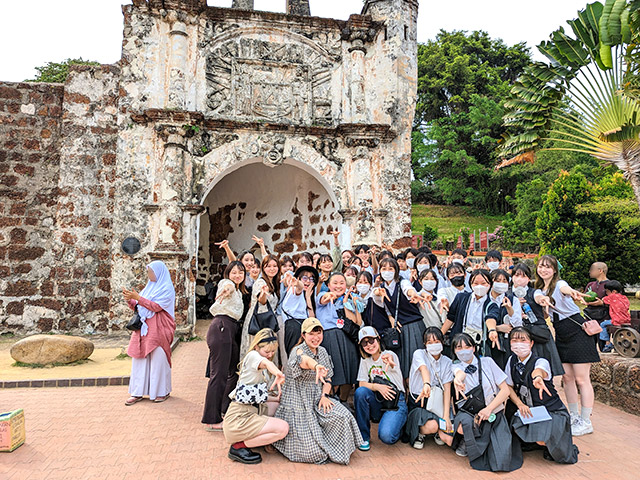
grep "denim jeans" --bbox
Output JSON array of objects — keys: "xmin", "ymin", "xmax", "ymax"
[
  {"xmin": 599, "ymin": 320, "xmax": 612, "ymax": 341},
  {"xmin": 354, "ymin": 386, "xmax": 408, "ymax": 444}
]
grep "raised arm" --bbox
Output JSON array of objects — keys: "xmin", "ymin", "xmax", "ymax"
[{"xmin": 215, "ymin": 239, "xmax": 236, "ymax": 263}]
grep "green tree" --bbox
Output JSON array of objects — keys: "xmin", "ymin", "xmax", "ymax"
[
  {"xmin": 536, "ymin": 169, "xmax": 640, "ymax": 286},
  {"xmin": 500, "ymin": 1, "xmax": 640, "ymax": 209},
  {"xmin": 26, "ymin": 58, "xmax": 100, "ymax": 83},
  {"xmin": 413, "ymin": 31, "xmax": 532, "ymax": 213}
]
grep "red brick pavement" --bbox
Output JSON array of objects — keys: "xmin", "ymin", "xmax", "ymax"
[{"xmin": 2, "ymin": 338, "xmax": 640, "ymax": 480}]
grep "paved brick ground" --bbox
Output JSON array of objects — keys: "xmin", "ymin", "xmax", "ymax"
[{"xmin": 2, "ymin": 336, "xmax": 640, "ymax": 480}]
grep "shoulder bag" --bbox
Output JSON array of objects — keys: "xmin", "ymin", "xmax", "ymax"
[
  {"xmin": 126, "ymin": 307, "xmax": 143, "ymax": 331},
  {"xmin": 372, "ymin": 375, "xmax": 400, "ymax": 411},
  {"xmin": 248, "ymin": 299, "xmax": 279, "ymax": 335},
  {"xmin": 381, "ymin": 287, "xmax": 402, "ymax": 351},
  {"xmin": 455, "ymin": 356, "xmax": 486, "ymax": 416}
]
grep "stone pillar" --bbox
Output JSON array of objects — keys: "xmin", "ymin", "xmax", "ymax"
[
  {"xmin": 167, "ymin": 16, "xmax": 188, "ymax": 110},
  {"xmin": 349, "ymin": 46, "xmax": 366, "ymax": 123},
  {"xmin": 232, "ymin": 0, "xmax": 254, "ymax": 8},
  {"xmin": 287, "ymin": 0, "xmax": 310, "ymax": 16}
]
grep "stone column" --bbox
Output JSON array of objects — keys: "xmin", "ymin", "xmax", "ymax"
[
  {"xmin": 167, "ymin": 16, "xmax": 188, "ymax": 110},
  {"xmin": 232, "ymin": 0, "xmax": 254, "ymax": 9},
  {"xmin": 345, "ymin": 138, "xmax": 380, "ymax": 245},
  {"xmin": 287, "ymin": 0, "xmax": 310, "ymax": 16}
]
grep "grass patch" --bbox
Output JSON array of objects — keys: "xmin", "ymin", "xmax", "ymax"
[
  {"xmin": 12, "ymin": 359, "xmax": 89, "ymax": 369},
  {"xmin": 182, "ymin": 335, "xmax": 203, "ymax": 342},
  {"xmin": 411, "ymin": 204, "xmax": 504, "ymax": 238},
  {"xmin": 114, "ymin": 352, "xmax": 130, "ymax": 360}
]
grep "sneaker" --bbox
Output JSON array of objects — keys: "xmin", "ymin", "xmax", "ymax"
[
  {"xmin": 434, "ymin": 433, "xmax": 445, "ymax": 446},
  {"xmin": 358, "ymin": 440, "xmax": 370, "ymax": 451},
  {"xmin": 573, "ymin": 419, "xmax": 594, "ymax": 436},
  {"xmin": 570, "ymin": 412, "xmax": 581, "ymax": 427},
  {"xmin": 602, "ymin": 343, "xmax": 614, "ymax": 353},
  {"xmin": 455, "ymin": 440, "xmax": 467, "ymax": 457},
  {"xmin": 571, "ymin": 416, "xmax": 584, "ymax": 435},
  {"xmin": 412, "ymin": 434, "xmax": 425, "ymax": 449}
]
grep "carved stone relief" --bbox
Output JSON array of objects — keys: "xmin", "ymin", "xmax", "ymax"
[{"xmin": 204, "ymin": 34, "xmax": 338, "ymax": 125}]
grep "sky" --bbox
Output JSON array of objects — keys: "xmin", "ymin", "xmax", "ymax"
[{"xmin": 1, "ymin": 0, "xmax": 590, "ymax": 82}]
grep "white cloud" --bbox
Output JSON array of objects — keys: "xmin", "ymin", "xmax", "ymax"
[{"xmin": 0, "ymin": 0, "xmax": 592, "ymax": 82}]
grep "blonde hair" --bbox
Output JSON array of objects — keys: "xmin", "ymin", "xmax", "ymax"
[{"xmin": 238, "ymin": 328, "xmax": 278, "ymax": 373}]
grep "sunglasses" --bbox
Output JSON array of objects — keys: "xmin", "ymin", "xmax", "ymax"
[{"xmin": 360, "ymin": 337, "xmax": 378, "ymax": 347}]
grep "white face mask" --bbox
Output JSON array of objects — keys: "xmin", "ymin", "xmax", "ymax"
[
  {"xmin": 472, "ymin": 285, "xmax": 489, "ymax": 297},
  {"xmin": 456, "ymin": 348, "xmax": 475, "ymax": 363},
  {"xmin": 492, "ymin": 282, "xmax": 509, "ymax": 295},
  {"xmin": 513, "ymin": 286, "xmax": 528, "ymax": 298},
  {"xmin": 380, "ymin": 271, "xmax": 395, "ymax": 282},
  {"xmin": 422, "ymin": 279, "xmax": 437, "ymax": 292},
  {"xmin": 511, "ymin": 342, "xmax": 532, "ymax": 359},
  {"xmin": 406, "ymin": 258, "xmax": 415, "ymax": 269},
  {"xmin": 512, "ymin": 276, "xmax": 529, "ymax": 288},
  {"xmin": 426, "ymin": 343, "xmax": 443, "ymax": 356},
  {"xmin": 452, "ymin": 258, "xmax": 464, "ymax": 266},
  {"xmin": 356, "ymin": 284, "xmax": 370, "ymax": 296},
  {"xmin": 417, "ymin": 264, "xmax": 429, "ymax": 274},
  {"xmin": 487, "ymin": 261, "xmax": 500, "ymax": 271}
]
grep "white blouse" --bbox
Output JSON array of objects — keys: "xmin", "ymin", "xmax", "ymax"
[{"xmin": 209, "ymin": 279, "xmax": 244, "ymax": 321}]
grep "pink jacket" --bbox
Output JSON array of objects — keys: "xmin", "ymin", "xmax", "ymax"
[{"xmin": 127, "ymin": 297, "xmax": 176, "ymax": 367}]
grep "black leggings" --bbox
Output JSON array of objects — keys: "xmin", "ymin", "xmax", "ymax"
[{"xmin": 201, "ymin": 315, "xmax": 239, "ymax": 424}]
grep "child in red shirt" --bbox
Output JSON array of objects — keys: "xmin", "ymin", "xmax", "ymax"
[{"xmin": 599, "ymin": 280, "xmax": 631, "ymax": 352}]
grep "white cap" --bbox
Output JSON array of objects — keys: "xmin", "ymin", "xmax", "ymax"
[{"xmin": 358, "ymin": 326, "xmax": 379, "ymax": 343}]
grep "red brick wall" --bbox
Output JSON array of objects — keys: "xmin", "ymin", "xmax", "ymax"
[{"xmin": 0, "ymin": 82, "xmax": 64, "ymax": 332}]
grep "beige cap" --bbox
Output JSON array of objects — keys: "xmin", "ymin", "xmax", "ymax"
[{"xmin": 301, "ymin": 317, "xmax": 323, "ymax": 334}]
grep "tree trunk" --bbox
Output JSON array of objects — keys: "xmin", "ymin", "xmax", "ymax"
[{"xmin": 628, "ymin": 172, "xmax": 640, "ymax": 211}]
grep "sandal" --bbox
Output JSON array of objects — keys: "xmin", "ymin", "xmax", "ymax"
[
  {"xmin": 125, "ymin": 396, "xmax": 143, "ymax": 406},
  {"xmin": 153, "ymin": 394, "xmax": 170, "ymax": 403},
  {"xmin": 205, "ymin": 424, "xmax": 224, "ymax": 432}
]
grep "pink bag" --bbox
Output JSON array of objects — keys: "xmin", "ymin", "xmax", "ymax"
[{"xmin": 572, "ymin": 313, "xmax": 603, "ymax": 336}]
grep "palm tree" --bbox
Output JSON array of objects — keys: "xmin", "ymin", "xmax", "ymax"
[{"xmin": 498, "ymin": 0, "xmax": 640, "ymax": 208}]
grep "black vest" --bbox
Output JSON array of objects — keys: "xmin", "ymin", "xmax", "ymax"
[
  {"xmin": 363, "ymin": 297, "xmax": 391, "ymax": 332},
  {"xmin": 523, "ymin": 287, "xmax": 546, "ymax": 325},
  {"xmin": 383, "ymin": 282, "xmax": 423, "ymax": 325},
  {"xmin": 510, "ymin": 353, "xmax": 564, "ymax": 412}
]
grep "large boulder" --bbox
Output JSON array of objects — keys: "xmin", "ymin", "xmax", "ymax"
[{"xmin": 10, "ymin": 335, "xmax": 94, "ymax": 365}]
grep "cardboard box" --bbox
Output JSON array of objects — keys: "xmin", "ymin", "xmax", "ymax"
[{"xmin": 0, "ymin": 409, "xmax": 25, "ymax": 452}]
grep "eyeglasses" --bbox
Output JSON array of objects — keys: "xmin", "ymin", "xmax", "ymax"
[
  {"xmin": 360, "ymin": 337, "xmax": 377, "ymax": 347},
  {"xmin": 300, "ymin": 275, "xmax": 314, "ymax": 281}
]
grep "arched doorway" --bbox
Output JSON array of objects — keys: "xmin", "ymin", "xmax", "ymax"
[{"xmin": 196, "ymin": 159, "xmax": 340, "ymax": 290}]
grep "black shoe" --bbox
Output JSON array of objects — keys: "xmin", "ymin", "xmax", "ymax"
[
  {"xmin": 542, "ymin": 448, "xmax": 554, "ymax": 462},
  {"xmin": 228, "ymin": 446, "xmax": 262, "ymax": 464}
]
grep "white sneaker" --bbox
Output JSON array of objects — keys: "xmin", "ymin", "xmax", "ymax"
[
  {"xmin": 573, "ymin": 419, "xmax": 594, "ymax": 436},
  {"xmin": 434, "ymin": 433, "xmax": 445, "ymax": 446},
  {"xmin": 413, "ymin": 434, "xmax": 425, "ymax": 449},
  {"xmin": 570, "ymin": 412, "xmax": 581, "ymax": 426},
  {"xmin": 571, "ymin": 416, "xmax": 584, "ymax": 436}
]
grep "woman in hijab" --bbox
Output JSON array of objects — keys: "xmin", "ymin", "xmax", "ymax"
[{"xmin": 123, "ymin": 260, "xmax": 176, "ymax": 405}]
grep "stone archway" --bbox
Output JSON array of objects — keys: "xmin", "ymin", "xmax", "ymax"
[{"xmin": 196, "ymin": 158, "xmax": 340, "ymax": 288}]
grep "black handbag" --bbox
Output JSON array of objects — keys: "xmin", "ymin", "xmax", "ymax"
[
  {"xmin": 372, "ymin": 376, "xmax": 400, "ymax": 411},
  {"xmin": 524, "ymin": 321, "xmax": 551, "ymax": 344},
  {"xmin": 336, "ymin": 308, "xmax": 359, "ymax": 343},
  {"xmin": 455, "ymin": 356, "xmax": 486, "ymax": 416},
  {"xmin": 381, "ymin": 286, "xmax": 402, "ymax": 351},
  {"xmin": 248, "ymin": 300, "xmax": 279, "ymax": 335},
  {"xmin": 126, "ymin": 308, "xmax": 143, "ymax": 331}
]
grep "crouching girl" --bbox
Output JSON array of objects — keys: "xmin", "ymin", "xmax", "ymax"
[
  {"xmin": 451, "ymin": 333, "xmax": 523, "ymax": 472},
  {"xmin": 506, "ymin": 327, "xmax": 578, "ymax": 464},
  {"xmin": 354, "ymin": 326, "xmax": 407, "ymax": 451},
  {"xmin": 223, "ymin": 329, "xmax": 288, "ymax": 465},
  {"xmin": 406, "ymin": 327, "xmax": 454, "ymax": 449}
]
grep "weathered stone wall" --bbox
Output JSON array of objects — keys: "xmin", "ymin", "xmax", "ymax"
[
  {"xmin": 1, "ymin": 0, "xmax": 419, "ymax": 335},
  {"xmin": 591, "ymin": 355, "xmax": 640, "ymax": 416},
  {"xmin": 0, "ymin": 82, "xmax": 64, "ymax": 332},
  {"xmin": 0, "ymin": 65, "xmax": 120, "ymax": 335}
]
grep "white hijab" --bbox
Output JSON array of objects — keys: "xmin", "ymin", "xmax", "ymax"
[{"xmin": 137, "ymin": 261, "xmax": 175, "ymax": 335}]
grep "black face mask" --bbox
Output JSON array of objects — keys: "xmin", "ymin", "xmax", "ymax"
[{"xmin": 450, "ymin": 275, "xmax": 465, "ymax": 287}]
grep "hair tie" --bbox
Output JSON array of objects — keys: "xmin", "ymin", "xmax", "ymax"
[
  {"xmin": 259, "ymin": 336, "xmax": 278, "ymax": 344},
  {"xmin": 557, "ymin": 260, "xmax": 563, "ymax": 270}
]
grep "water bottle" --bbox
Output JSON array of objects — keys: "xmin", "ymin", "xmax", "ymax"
[{"xmin": 522, "ymin": 302, "xmax": 537, "ymax": 324}]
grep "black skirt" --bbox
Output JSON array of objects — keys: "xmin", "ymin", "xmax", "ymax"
[
  {"xmin": 321, "ymin": 328, "xmax": 359, "ymax": 386},
  {"xmin": 399, "ymin": 321, "xmax": 427, "ymax": 379},
  {"xmin": 553, "ymin": 314, "xmax": 600, "ymax": 364},
  {"xmin": 405, "ymin": 393, "xmax": 450, "ymax": 443}
]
